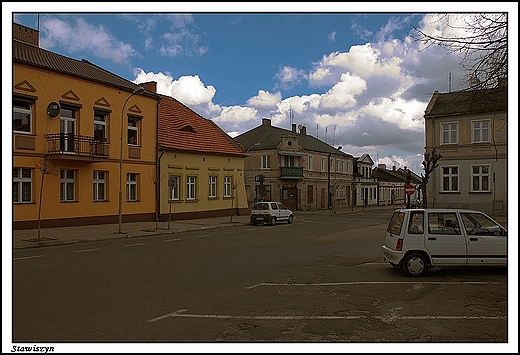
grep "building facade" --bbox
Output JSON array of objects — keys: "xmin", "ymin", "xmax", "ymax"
[
  {"xmin": 234, "ymin": 119, "xmax": 355, "ymax": 211},
  {"xmin": 151, "ymin": 88, "xmax": 249, "ymax": 220},
  {"xmin": 423, "ymin": 85, "xmax": 507, "ymax": 216},
  {"xmin": 13, "ymin": 23, "xmax": 160, "ymax": 229}
]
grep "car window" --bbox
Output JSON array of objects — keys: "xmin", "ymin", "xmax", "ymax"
[
  {"xmin": 387, "ymin": 212, "xmax": 404, "ymax": 235},
  {"xmin": 254, "ymin": 203, "xmax": 269, "ymax": 211},
  {"xmin": 427, "ymin": 212, "xmax": 461, "ymax": 235},
  {"xmin": 278, "ymin": 203, "xmax": 287, "ymax": 210},
  {"xmin": 407, "ymin": 211, "xmax": 424, "ymax": 234},
  {"xmin": 461, "ymin": 212, "xmax": 505, "ymax": 236},
  {"xmin": 270, "ymin": 202, "xmax": 278, "ymax": 210}
]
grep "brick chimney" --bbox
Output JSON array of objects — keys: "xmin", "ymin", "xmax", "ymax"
[
  {"xmin": 13, "ymin": 23, "xmax": 39, "ymax": 46},
  {"xmin": 300, "ymin": 126, "xmax": 307, "ymax": 135},
  {"xmin": 262, "ymin": 118, "xmax": 271, "ymax": 126},
  {"xmin": 139, "ymin": 81, "xmax": 157, "ymax": 94}
]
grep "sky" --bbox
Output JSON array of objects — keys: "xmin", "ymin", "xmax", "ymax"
[
  {"xmin": 5, "ymin": 3, "xmax": 517, "ymax": 176},
  {"xmin": 3, "ymin": 3, "xmax": 519, "ymax": 353}
]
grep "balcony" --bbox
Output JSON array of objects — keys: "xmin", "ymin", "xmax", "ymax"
[
  {"xmin": 45, "ymin": 133, "xmax": 109, "ymax": 160},
  {"xmin": 280, "ymin": 166, "xmax": 304, "ymax": 179}
]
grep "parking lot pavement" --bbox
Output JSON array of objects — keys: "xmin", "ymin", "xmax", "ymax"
[{"xmin": 10, "ymin": 205, "xmax": 506, "ymax": 250}]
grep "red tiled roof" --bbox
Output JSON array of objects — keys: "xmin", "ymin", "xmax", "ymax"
[{"xmin": 158, "ymin": 94, "xmax": 245, "ymax": 156}]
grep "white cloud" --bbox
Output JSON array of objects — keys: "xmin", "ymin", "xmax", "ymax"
[
  {"xmin": 359, "ymin": 97, "xmax": 426, "ymax": 130},
  {"xmin": 40, "ymin": 17, "xmax": 139, "ymax": 66},
  {"xmin": 274, "ymin": 66, "xmax": 307, "ymax": 90},
  {"xmin": 319, "ymin": 72, "xmax": 367, "ymax": 109},
  {"xmin": 213, "ymin": 106, "xmax": 258, "ymax": 123},
  {"xmin": 246, "ymin": 90, "xmax": 282, "ymax": 108}
]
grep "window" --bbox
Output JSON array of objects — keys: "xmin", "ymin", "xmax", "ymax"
[
  {"xmin": 408, "ymin": 211, "xmax": 424, "ymax": 234},
  {"xmin": 224, "ymin": 176, "xmax": 232, "ymax": 198},
  {"xmin": 13, "ymin": 168, "xmax": 32, "ymax": 203},
  {"xmin": 441, "ymin": 123, "xmax": 458, "ymax": 144},
  {"xmin": 13, "ymin": 99, "xmax": 33, "ymax": 133},
  {"xmin": 60, "ymin": 169, "xmax": 76, "ymax": 202},
  {"xmin": 428, "ymin": 212, "xmax": 460, "ymax": 235},
  {"xmin": 441, "ymin": 166, "xmax": 458, "ymax": 192},
  {"xmin": 341, "ymin": 160, "xmax": 345, "ymax": 173},
  {"xmin": 472, "ymin": 120, "xmax": 490, "ymax": 143},
  {"xmin": 261, "ymin": 155, "xmax": 271, "ymax": 169},
  {"xmin": 209, "ymin": 176, "xmax": 217, "ymax": 198},
  {"xmin": 93, "ymin": 171, "xmax": 107, "ymax": 201},
  {"xmin": 321, "ymin": 157, "xmax": 326, "ymax": 172},
  {"xmin": 60, "ymin": 107, "xmax": 77, "ymax": 153},
  {"xmin": 471, "ymin": 165, "xmax": 490, "ymax": 192},
  {"xmin": 128, "ymin": 117, "xmax": 138, "ymax": 145},
  {"xmin": 187, "ymin": 176, "xmax": 196, "ymax": 200},
  {"xmin": 126, "ymin": 173, "xmax": 138, "ymax": 201},
  {"xmin": 169, "ymin": 175, "xmax": 180, "ymax": 200},
  {"xmin": 94, "ymin": 111, "xmax": 107, "ymax": 141},
  {"xmin": 308, "ymin": 155, "xmax": 313, "ymax": 171},
  {"xmin": 336, "ymin": 159, "xmax": 340, "ymax": 173}
]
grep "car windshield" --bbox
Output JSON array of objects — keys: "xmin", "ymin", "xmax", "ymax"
[{"xmin": 254, "ymin": 203, "xmax": 269, "ymax": 211}]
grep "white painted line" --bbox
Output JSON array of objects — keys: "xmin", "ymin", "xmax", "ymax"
[
  {"xmin": 14, "ymin": 255, "xmax": 45, "ymax": 261},
  {"xmin": 124, "ymin": 243, "xmax": 146, "ymax": 247},
  {"xmin": 162, "ymin": 238, "xmax": 181, "ymax": 242},
  {"xmin": 148, "ymin": 310, "xmax": 506, "ymax": 323},
  {"xmin": 195, "ymin": 234, "xmax": 211, "ymax": 238},
  {"xmin": 74, "ymin": 248, "xmax": 101, "ymax": 253},
  {"xmin": 246, "ymin": 281, "xmax": 503, "ymax": 289}
]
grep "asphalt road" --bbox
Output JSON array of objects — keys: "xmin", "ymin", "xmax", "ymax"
[{"xmin": 11, "ymin": 209, "xmax": 511, "ymax": 351}]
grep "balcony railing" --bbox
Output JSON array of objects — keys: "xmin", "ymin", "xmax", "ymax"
[
  {"xmin": 280, "ymin": 166, "xmax": 304, "ymax": 179},
  {"xmin": 45, "ymin": 133, "xmax": 109, "ymax": 158}
]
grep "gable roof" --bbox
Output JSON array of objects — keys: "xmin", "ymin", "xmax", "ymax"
[
  {"xmin": 158, "ymin": 94, "xmax": 245, "ymax": 156},
  {"xmin": 234, "ymin": 119, "xmax": 352, "ymax": 157},
  {"xmin": 13, "ymin": 38, "xmax": 147, "ymax": 95},
  {"xmin": 424, "ymin": 85, "xmax": 507, "ymax": 118}
]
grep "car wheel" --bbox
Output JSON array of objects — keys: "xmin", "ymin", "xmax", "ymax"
[
  {"xmin": 287, "ymin": 215, "xmax": 293, "ymax": 224},
  {"xmin": 270, "ymin": 217, "xmax": 277, "ymax": 226},
  {"xmin": 401, "ymin": 253, "xmax": 428, "ymax": 277}
]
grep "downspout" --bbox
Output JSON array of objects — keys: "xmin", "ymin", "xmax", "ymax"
[{"xmin": 156, "ymin": 148, "xmax": 165, "ymax": 226}]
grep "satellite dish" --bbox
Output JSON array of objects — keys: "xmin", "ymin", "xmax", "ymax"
[
  {"xmin": 47, "ymin": 102, "xmax": 60, "ymax": 118},
  {"xmin": 297, "ymin": 124, "xmax": 303, "ymax": 130}
]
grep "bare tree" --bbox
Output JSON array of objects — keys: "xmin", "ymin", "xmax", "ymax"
[
  {"xmin": 420, "ymin": 148, "xmax": 442, "ymax": 208},
  {"xmin": 31, "ymin": 156, "xmax": 66, "ymax": 240},
  {"xmin": 411, "ymin": 13, "xmax": 507, "ymax": 90}
]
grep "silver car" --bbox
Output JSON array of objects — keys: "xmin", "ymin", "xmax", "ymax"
[{"xmin": 250, "ymin": 201, "xmax": 294, "ymax": 226}]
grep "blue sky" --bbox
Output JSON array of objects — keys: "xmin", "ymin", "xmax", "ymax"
[{"xmin": 5, "ymin": 4, "xmax": 518, "ymax": 175}]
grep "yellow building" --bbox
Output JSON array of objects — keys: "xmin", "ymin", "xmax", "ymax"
[
  {"xmin": 150, "ymin": 88, "xmax": 249, "ymax": 219},
  {"xmin": 13, "ymin": 23, "xmax": 160, "ymax": 229}
]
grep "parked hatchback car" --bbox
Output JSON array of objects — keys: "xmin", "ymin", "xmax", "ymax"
[
  {"xmin": 381, "ymin": 208, "xmax": 507, "ymax": 277},
  {"xmin": 250, "ymin": 201, "xmax": 294, "ymax": 226}
]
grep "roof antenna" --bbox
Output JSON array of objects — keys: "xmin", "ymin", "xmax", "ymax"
[{"xmin": 448, "ymin": 72, "xmax": 451, "ymax": 93}]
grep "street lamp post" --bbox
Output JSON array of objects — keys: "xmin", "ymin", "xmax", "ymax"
[{"xmin": 118, "ymin": 86, "xmax": 145, "ymax": 234}]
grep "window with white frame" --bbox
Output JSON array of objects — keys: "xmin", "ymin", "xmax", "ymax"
[
  {"xmin": 127, "ymin": 117, "xmax": 139, "ymax": 145},
  {"xmin": 224, "ymin": 176, "xmax": 232, "ymax": 198},
  {"xmin": 209, "ymin": 175, "xmax": 217, "ymax": 198},
  {"xmin": 336, "ymin": 159, "xmax": 340, "ymax": 172},
  {"xmin": 126, "ymin": 173, "xmax": 138, "ymax": 201},
  {"xmin": 341, "ymin": 160, "xmax": 345, "ymax": 173},
  {"xmin": 93, "ymin": 171, "xmax": 107, "ymax": 201},
  {"xmin": 308, "ymin": 155, "xmax": 313, "ymax": 171},
  {"xmin": 321, "ymin": 157, "xmax": 326, "ymax": 172},
  {"xmin": 347, "ymin": 161, "xmax": 350, "ymax": 174},
  {"xmin": 471, "ymin": 165, "xmax": 490, "ymax": 192},
  {"xmin": 60, "ymin": 169, "xmax": 76, "ymax": 202},
  {"xmin": 441, "ymin": 166, "xmax": 459, "ymax": 192},
  {"xmin": 441, "ymin": 123, "xmax": 458, "ymax": 144},
  {"xmin": 94, "ymin": 111, "xmax": 107, "ymax": 141},
  {"xmin": 169, "ymin": 175, "xmax": 180, "ymax": 200},
  {"xmin": 13, "ymin": 99, "xmax": 33, "ymax": 133},
  {"xmin": 187, "ymin": 176, "xmax": 196, "ymax": 200},
  {"xmin": 13, "ymin": 168, "xmax": 32, "ymax": 203},
  {"xmin": 261, "ymin": 155, "xmax": 271, "ymax": 169},
  {"xmin": 472, "ymin": 120, "xmax": 490, "ymax": 143}
]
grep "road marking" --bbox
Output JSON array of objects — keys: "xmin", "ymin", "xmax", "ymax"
[
  {"xmin": 246, "ymin": 281, "xmax": 503, "ymax": 289},
  {"xmin": 195, "ymin": 234, "xmax": 211, "ymax": 238},
  {"xmin": 14, "ymin": 255, "xmax": 45, "ymax": 261},
  {"xmin": 74, "ymin": 248, "xmax": 101, "ymax": 253},
  {"xmin": 148, "ymin": 310, "xmax": 506, "ymax": 323},
  {"xmin": 162, "ymin": 238, "xmax": 181, "ymax": 242},
  {"xmin": 124, "ymin": 243, "xmax": 146, "ymax": 247}
]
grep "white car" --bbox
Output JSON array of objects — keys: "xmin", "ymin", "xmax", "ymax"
[
  {"xmin": 250, "ymin": 201, "xmax": 294, "ymax": 226},
  {"xmin": 381, "ymin": 208, "xmax": 507, "ymax": 277}
]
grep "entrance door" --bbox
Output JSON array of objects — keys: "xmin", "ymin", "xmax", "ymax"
[
  {"xmin": 60, "ymin": 107, "xmax": 76, "ymax": 153},
  {"xmin": 282, "ymin": 185, "xmax": 297, "ymax": 210}
]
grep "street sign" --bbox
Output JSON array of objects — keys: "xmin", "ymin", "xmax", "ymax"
[{"xmin": 405, "ymin": 184, "xmax": 415, "ymax": 195}]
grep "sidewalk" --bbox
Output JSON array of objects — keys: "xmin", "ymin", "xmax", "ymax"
[{"xmin": 11, "ymin": 205, "xmax": 506, "ymax": 250}]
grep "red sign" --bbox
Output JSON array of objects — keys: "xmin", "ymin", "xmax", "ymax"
[{"xmin": 405, "ymin": 184, "xmax": 415, "ymax": 196}]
